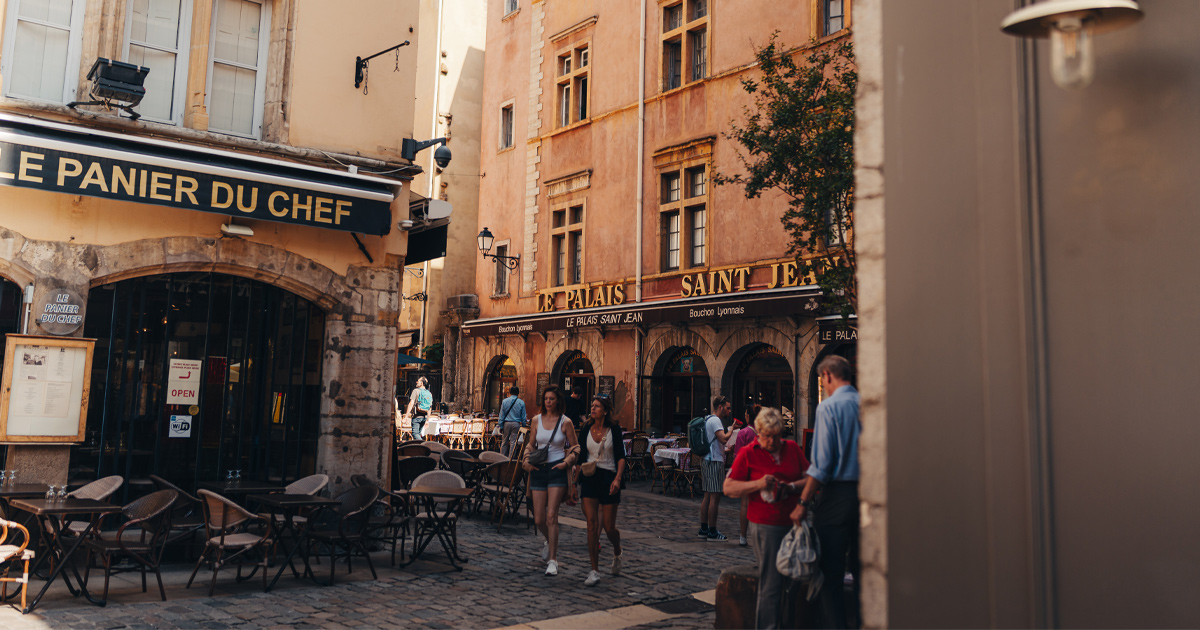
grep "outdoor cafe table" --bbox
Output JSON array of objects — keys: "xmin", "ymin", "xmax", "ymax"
[
  {"xmin": 246, "ymin": 493, "xmax": 340, "ymax": 592},
  {"xmin": 623, "ymin": 437, "xmax": 676, "ymax": 452},
  {"xmin": 653, "ymin": 447, "xmax": 695, "ymax": 469},
  {"xmin": 397, "ymin": 486, "xmax": 473, "ymax": 571},
  {"xmin": 197, "ymin": 480, "xmax": 284, "ymax": 500},
  {"xmin": 0, "ymin": 484, "xmax": 49, "ymax": 518},
  {"xmin": 9, "ymin": 497, "xmax": 120, "ymax": 613}
]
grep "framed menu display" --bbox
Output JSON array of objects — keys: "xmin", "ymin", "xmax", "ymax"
[{"xmin": 0, "ymin": 335, "xmax": 95, "ymax": 443}]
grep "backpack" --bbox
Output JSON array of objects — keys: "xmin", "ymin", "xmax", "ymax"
[
  {"xmin": 416, "ymin": 388, "xmax": 433, "ymax": 411},
  {"xmin": 688, "ymin": 416, "xmax": 712, "ymax": 458},
  {"xmin": 776, "ymin": 519, "xmax": 824, "ymax": 601}
]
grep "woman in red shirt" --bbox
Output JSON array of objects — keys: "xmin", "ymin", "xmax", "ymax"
[{"xmin": 724, "ymin": 408, "xmax": 810, "ymax": 630}]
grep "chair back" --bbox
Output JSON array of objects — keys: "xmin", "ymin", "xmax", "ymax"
[
  {"xmin": 396, "ymin": 456, "xmax": 438, "ymax": 489},
  {"xmin": 70, "ymin": 475, "xmax": 124, "ymax": 501},
  {"xmin": 398, "ymin": 443, "xmax": 432, "ymax": 457},
  {"xmin": 197, "ymin": 489, "xmax": 257, "ymax": 535},
  {"xmin": 689, "ymin": 453, "xmax": 704, "ymax": 470},
  {"xmin": 284, "ymin": 474, "xmax": 328, "ymax": 496},
  {"xmin": 334, "ymin": 485, "xmax": 379, "ymax": 518},
  {"xmin": 399, "ymin": 416, "xmax": 412, "ymax": 431},
  {"xmin": 469, "ymin": 419, "xmax": 486, "ymax": 434},
  {"xmin": 675, "ymin": 436, "xmax": 690, "ymax": 448},
  {"xmin": 486, "ymin": 461, "xmax": 522, "ymax": 487},
  {"xmin": 424, "ymin": 441, "xmax": 449, "ymax": 454},
  {"xmin": 412, "ymin": 470, "xmax": 465, "ymax": 489},
  {"xmin": 0, "ymin": 517, "xmax": 31, "ymax": 557},
  {"xmin": 450, "ymin": 419, "xmax": 467, "ymax": 434},
  {"xmin": 122, "ymin": 489, "xmax": 177, "ymax": 548},
  {"xmin": 629, "ymin": 436, "xmax": 650, "ymax": 457},
  {"xmin": 397, "ymin": 439, "xmax": 426, "ymax": 448},
  {"xmin": 478, "ymin": 451, "xmax": 508, "ymax": 464},
  {"xmin": 442, "ymin": 450, "xmax": 474, "ymax": 477}
]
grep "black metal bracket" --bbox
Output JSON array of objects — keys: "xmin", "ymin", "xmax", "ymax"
[
  {"xmin": 403, "ymin": 293, "xmax": 428, "ymax": 302},
  {"xmin": 404, "ymin": 268, "xmax": 425, "ymax": 278},
  {"xmin": 483, "ymin": 251, "xmax": 521, "ymax": 270},
  {"xmin": 355, "ymin": 40, "xmax": 410, "ymax": 89},
  {"xmin": 67, "ymin": 99, "xmax": 141, "ymax": 121}
]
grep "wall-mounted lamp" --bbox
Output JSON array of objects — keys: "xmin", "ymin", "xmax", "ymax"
[
  {"xmin": 477, "ymin": 227, "xmax": 520, "ymax": 270},
  {"xmin": 67, "ymin": 58, "xmax": 149, "ymax": 119},
  {"xmin": 221, "ymin": 223, "xmax": 254, "ymax": 237},
  {"xmin": 402, "ymin": 137, "xmax": 452, "ymax": 169},
  {"xmin": 1002, "ymin": 0, "xmax": 1143, "ymax": 90}
]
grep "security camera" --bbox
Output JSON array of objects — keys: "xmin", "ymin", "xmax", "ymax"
[
  {"xmin": 399, "ymin": 219, "xmax": 415, "ymax": 230},
  {"xmin": 433, "ymin": 144, "xmax": 452, "ymax": 168}
]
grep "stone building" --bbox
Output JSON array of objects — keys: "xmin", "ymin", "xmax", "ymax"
[
  {"xmin": 462, "ymin": 0, "xmax": 855, "ymax": 434},
  {"xmin": 0, "ymin": 0, "xmax": 436, "ymax": 496}
]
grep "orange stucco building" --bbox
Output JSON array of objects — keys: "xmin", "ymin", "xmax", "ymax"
[{"xmin": 460, "ymin": 0, "xmax": 854, "ymax": 434}]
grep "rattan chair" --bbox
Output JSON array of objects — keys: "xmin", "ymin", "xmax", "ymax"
[
  {"xmin": 398, "ymin": 414, "xmax": 413, "ymax": 441},
  {"xmin": 149, "ymin": 475, "xmax": 205, "ymax": 556},
  {"xmin": 62, "ymin": 475, "xmax": 125, "ymax": 534},
  {"xmin": 650, "ymin": 444, "xmax": 676, "ymax": 494},
  {"xmin": 474, "ymin": 460, "xmax": 518, "ymax": 518},
  {"xmin": 0, "ymin": 517, "xmax": 35, "ymax": 610},
  {"xmin": 305, "ymin": 485, "xmax": 379, "ymax": 584},
  {"xmin": 626, "ymin": 437, "xmax": 651, "ymax": 480},
  {"xmin": 410, "ymin": 470, "xmax": 465, "ymax": 556},
  {"xmin": 396, "ymin": 456, "xmax": 439, "ymax": 491},
  {"xmin": 465, "ymin": 419, "xmax": 487, "ymax": 450},
  {"xmin": 446, "ymin": 419, "xmax": 468, "ymax": 449},
  {"xmin": 350, "ymin": 475, "xmax": 408, "ymax": 566},
  {"xmin": 82, "ymin": 489, "xmax": 177, "ymax": 603},
  {"xmin": 187, "ymin": 490, "xmax": 273, "ymax": 596},
  {"xmin": 673, "ymin": 453, "xmax": 703, "ymax": 499},
  {"xmin": 478, "ymin": 451, "xmax": 509, "ymax": 464},
  {"xmin": 398, "ymin": 443, "xmax": 432, "ymax": 457}
]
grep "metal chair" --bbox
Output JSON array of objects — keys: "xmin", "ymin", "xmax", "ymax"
[
  {"xmin": 409, "ymin": 470, "xmax": 465, "ymax": 558},
  {"xmin": 304, "ymin": 485, "xmax": 379, "ymax": 585},
  {"xmin": 187, "ymin": 490, "xmax": 273, "ymax": 596},
  {"xmin": 398, "ymin": 443, "xmax": 432, "ymax": 457},
  {"xmin": 396, "ymin": 456, "xmax": 439, "ymax": 492},
  {"xmin": 626, "ymin": 437, "xmax": 651, "ymax": 480},
  {"xmin": 62, "ymin": 475, "xmax": 125, "ymax": 535},
  {"xmin": 0, "ymin": 517, "xmax": 35, "ymax": 611},
  {"xmin": 149, "ymin": 475, "xmax": 205, "ymax": 557},
  {"xmin": 82, "ymin": 489, "xmax": 177, "ymax": 603},
  {"xmin": 350, "ymin": 474, "xmax": 408, "ymax": 567}
]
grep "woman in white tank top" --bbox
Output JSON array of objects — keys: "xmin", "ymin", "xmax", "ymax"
[{"xmin": 521, "ymin": 385, "xmax": 579, "ymax": 576}]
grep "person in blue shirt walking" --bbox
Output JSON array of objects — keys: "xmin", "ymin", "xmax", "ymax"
[
  {"xmin": 498, "ymin": 385, "xmax": 526, "ymax": 457},
  {"xmin": 791, "ymin": 355, "xmax": 860, "ymax": 629},
  {"xmin": 404, "ymin": 377, "xmax": 434, "ymax": 440}
]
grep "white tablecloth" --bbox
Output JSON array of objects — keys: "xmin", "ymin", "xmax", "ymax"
[{"xmin": 653, "ymin": 447, "xmax": 694, "ymax": 468}]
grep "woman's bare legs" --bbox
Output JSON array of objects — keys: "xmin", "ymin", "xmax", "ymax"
[
  {"xmin": 582, "ymin": 497, "xmax": 601, "ymax": 571},
  {"xmin": 546, "ymin": 486, "xmax": 566, "ymax": 561},
  {"xmin": 601, "ymin": 503, "xmax": 622, "ymax": 557}
]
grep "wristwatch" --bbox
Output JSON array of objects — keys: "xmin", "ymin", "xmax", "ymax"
[{"xmin": 799, "ymin": 498, "xmax": 814, "ymax": 509}]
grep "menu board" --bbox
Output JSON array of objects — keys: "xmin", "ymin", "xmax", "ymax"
[{"xmin": 0, "ymin": 335, "xmax": 95, "ymax": 443}]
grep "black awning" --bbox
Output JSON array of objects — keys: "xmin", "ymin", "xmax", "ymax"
[
  {"xmin": 405, "ymin": 224, "xmax": 448, "ymax": 265},
  {"xmin": 0, "ymin": 114, "xmax": 400, "ymax": 235}
]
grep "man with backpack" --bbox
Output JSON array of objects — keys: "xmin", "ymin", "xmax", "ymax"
[
  {"xmin": 693, "ymin": 395, "xmax": 732, "ymax": 541},
  {"xmin": 498, "ymin": 385, "xmax": 526, "ymax": 457},
  {"xmin": 404, "ymin": 377, "xmax": 434, "ymax": 439}
]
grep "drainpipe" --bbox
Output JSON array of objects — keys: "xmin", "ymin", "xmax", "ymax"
[{"xmin": 633, "ymin": 0, "xmax": 647, "ymax": 430}]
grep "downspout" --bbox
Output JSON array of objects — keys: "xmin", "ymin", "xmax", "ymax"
[
  {"xmin": 633, "ymin": 0, "xmax": 647, "ymax": 430},
  {"xmin": 418, "ymin": 0, "xmax": 446, "ymax": 356}
]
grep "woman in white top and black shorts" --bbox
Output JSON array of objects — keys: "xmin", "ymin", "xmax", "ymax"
[
  {"xmin": 522, "ymin": 385, "xmax": 579, "ymax": 576},
  {"xmin": 575, "ymin": 395, "xmax": 626, "ymax": 586}
]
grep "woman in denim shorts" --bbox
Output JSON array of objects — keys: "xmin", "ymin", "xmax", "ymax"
[{"xmin": 523, "ymin": 385, "xmax": 578, "ymax": 576}]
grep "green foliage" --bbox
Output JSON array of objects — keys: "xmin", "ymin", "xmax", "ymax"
[
  {"xmin": 422, "ymin": 341, "xmax": 444, "ymax": 364},
  {"xmin": 716, "ymin": 35, "xmax": 857, "ymax": 317}
]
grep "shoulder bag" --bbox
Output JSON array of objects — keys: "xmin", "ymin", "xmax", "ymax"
[{"xmin": 526, "ymin": 415, "xmax": 562, "ymax": 466}]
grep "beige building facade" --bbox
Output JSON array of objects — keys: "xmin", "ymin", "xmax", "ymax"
[
  {"xmin": 0, "ymin": 0, "xmax": 434, "ymax": 496},
  {"xmin": 464, "ymin": 0, "xmax": 855, "ymax": 432}
]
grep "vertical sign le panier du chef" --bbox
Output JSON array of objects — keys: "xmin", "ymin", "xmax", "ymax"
[{"xmin": 167, "ymin": 358, "xmax": 203, "ymax": 405}]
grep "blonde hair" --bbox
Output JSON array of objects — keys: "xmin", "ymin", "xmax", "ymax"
[{"xmin": 754, "ymin": 407, "xmax": 784, "ymax": 435}]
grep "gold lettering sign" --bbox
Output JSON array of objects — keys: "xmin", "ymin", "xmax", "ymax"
[{"xmin": 538, "ymin": 282, "xmax": 626, "ymax": 313}]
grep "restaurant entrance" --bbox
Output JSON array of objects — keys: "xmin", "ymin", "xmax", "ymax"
[
  {"xmin": 70, "ymin": 273, "xmax": 325, "ymax": 501},
  {"xmin": 731, "ymin": 344, "xmax": 795, "ymax": 430},
  {"xmin": 555, "ymin": 350, "xmax": 595, "ymax": 402},
  {"xmin": 646, "ymin": 347, "xmax": 711, "ymax": 436},
  {"xmin": 0, "ymin": 279, "xmax": 23, "ymax": 465},
  {"xmin": 484, "ymin": 356, "xmax": 518, "ymax": 413}
]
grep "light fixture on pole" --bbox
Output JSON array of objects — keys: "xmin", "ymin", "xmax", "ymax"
[
  {"xmin": 477, "ymin": 227, "xmax": 520, "ymax": 270},
  {"xmin": 67, "ymin": 58, "xmax": 149, "ymax": 119},
  {"xmin": 1001, "ymin": 0, "xmax": 1143, "ymax": 90}
]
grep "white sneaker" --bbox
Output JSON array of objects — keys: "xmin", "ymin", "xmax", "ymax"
[
  {"xmin": 739, "ymin": 535, "xmax": 748, "ymax": 547},
  {"xmin": 611, "ymin": 554, "xmax": 622, "ymax": 576},
  {"xmin": 541, "ymin": 540, "xmax": 549, "ymax": 561},
  {"xmin": 545, "ymin": 560, "xmax": 558, "ymax": 576},
  {"xmin": 584, "ymin": 570, "xmax": 601, "ymax": 586}
]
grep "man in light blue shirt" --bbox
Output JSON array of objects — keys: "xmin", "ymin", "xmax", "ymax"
[
  {"xmin": 792, "ymin": 355, "xmax": 860, "ymax": 629},
  {"xmin": 498, "ymin": 385, "xmax": 526, "ymax": 457}
]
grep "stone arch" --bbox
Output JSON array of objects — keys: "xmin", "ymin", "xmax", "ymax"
[
  {"xmin": 544, "ymin": 330, "xmax": 605, "ymax": 379},
  {"xmin": 643, "ymin": 326, "xmax": 719, "ymax": 380},
  {"xmin": 709, "ymin": 323, "xmax": 800, "ymax": 385},
  {"xmin": 472, "ymin": 336, "xmax": 528, "ymax": 410}
]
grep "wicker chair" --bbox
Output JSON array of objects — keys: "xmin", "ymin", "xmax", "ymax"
[
  {"xmin": 396, "ymin": 456, "xmax": 439, "ymax": 491},
  {"xmin": 0, "ymin": 517, "xmax": 35, "ymax": 610},
  {"xmin": 626, "ymin": 437, "xmax": 651, "ymax": 480},
  {"xmin": 398, "ymin": 414, "xmax": 413, "ymax": 441},
  {"xmin": 63, "ymin": 476, "xmax": 124, "ymax": 534},
  {"xmin": 82, "ymin": 489, "xmax": 177, "ymax": 603},
  {"xmin": 673, "ymin": 453, "xmax": 703, "ymax": 499},
  {"xmin": 350, "ymin": 475, "xmax": 408, "ymax": 566},
  {"xmin": 465, "ymin": 419, "xmax": 487, "ymax": 450},
  {"xmin": 484, "ymin": 419, "xmax": 499, "ymax": 450},
  {"xmin": 410, "ymin": 470, "xmax": 465, "ymax": 556},
  {"xmin": 149, "ymin": 475, "xmax": 205, "ymax": 556},
  {"xmin": 649, "ymin": 444, "xmax": 676, "ymax": 495},
  {"xmin": 305, "ymin": 485, "xmax": 379, "ymax": 584},
  {"xmin": 424, "ymin": 441, "xmax": 449, "ymax": 465},
  {"xmin": 284, "ymin": 474, "xmax": 328, "ymax": 496},
  {"xmin": 478, "ymin": 451, "xmax": 509, "ymax": 464},
  {"xmin": 474, "ymin": 460, "xmax": 519, "ymax": 519},
  {"xmin": 398, "ymin": 443, "xmax": 432, "ymax": 458},
  {"xmin": 446, "ymin": 419, "xmax": 468, "ymax": 449},
  {"xmin": 187, "ymin": 490, "xmax": 273, "ymax": 596}
]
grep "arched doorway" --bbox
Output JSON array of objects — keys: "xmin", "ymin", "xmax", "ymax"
[
  {"xmin": 731, "ymin": 344, "xmax": 795, "ymax": 430},
  {"xmin": 554, "ymin": 350, "xmax": 595, "ymax": 403},
  {"xmin": 484, "ymin": 355, "xmax": 518, "ymax": 413},
  {"xmin": 647, "ymin": 346, "xmax": 710, "ymax": 436},
  {"xmin": 70, "ymin": 272, "xmax": 326, "ymax": 500}
]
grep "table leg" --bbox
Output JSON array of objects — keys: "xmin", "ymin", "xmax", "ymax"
[{"xmin": 23, "ymin": 515, "xmax": 104, "ymax": 613}]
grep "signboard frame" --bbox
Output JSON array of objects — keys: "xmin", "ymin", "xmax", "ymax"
[{"xmin": 0, "ymin": 334, "xmax": 95, "ymax": 444}]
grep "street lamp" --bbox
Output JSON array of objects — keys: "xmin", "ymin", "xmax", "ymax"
[
  {"xmin": 401, "ymin": 137, "xmax": 452, "ymax": 168},
  {"xmin": 1001, "ymin": 0, "xmax": 1143, "ymax": 90},
  {"xmin": 477, "ymin": 227, "xmax": 520, "ymax": 270}
]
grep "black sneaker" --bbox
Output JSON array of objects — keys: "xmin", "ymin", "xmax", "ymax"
[
  {"xmin": 697, "ymin": 527, "xmax": 710, "ymax": 538},
  {"xmin": 707, "ymin": 530, "xmax": 728, "ymax": 542}
]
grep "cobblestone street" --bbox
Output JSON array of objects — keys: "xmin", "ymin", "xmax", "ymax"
[{"xmin": 1, "ymin": 483, "xmax": 749, "ymax": 629}]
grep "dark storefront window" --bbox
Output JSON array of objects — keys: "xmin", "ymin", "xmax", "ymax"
[
  {"xmin": 643, "ymin": 346, "xmax": 710, "ymax": 436},
  {"xmin": 732, "ymin": 344, "xmax": 795, "ymax": 433},
  {"xmin": 559, "ymin": 351, "xmax": 595, "ymax": 402},
  {"xmin": 70, "ymin": 273, "xmax": 325, "ymax": 501},
  {"xmin": 485, "ymin": 357, "xmax": 518, "ymax": 413},
  {"xmin": 0, "ymin": 279, "xmax": 24, "ymax": 465}
]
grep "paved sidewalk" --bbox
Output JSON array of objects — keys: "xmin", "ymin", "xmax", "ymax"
[{"xmin": 0, "ymin": 481, "xmax": 749, "ymax": 629}]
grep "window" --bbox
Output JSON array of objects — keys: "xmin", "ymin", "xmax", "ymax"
[
  {"xmin": 499, "ymin": 103, "xmax": 514, "ymax": 149},
  {"xmin": 504, "ymin": 0, "xmax": 518, "ymax": 16},
  {"xmin": 555, "ymin": 43, "xmax": 590, "ymax": 128},
  {"xmin": 825, "ymin": 206, "xmax": 846, "ymax": 246},
  {"xmin": 550, "ymin": 203, "xmax": 585, "ymax": 286},
  {"xmin": 494, "ymin": 244, "xmax": 510, "ymax": 295},
  {"xmin": 659, "ymin": 162, "xmax": 709, "ymax": 271},
  {"xmin": 823, "ymin": 0, "xmax": 844, "ymax": 36},
  {"xmin": 1, "ymin": 0, "xmax": 87, "ymax": 103},
  {"xmin": 207, "ymin": 0, "xmax": 271, "ymax": 138},
  {"xmin": 663, "ymin": 211, "xmax": 681, "ymax": 271},
  {"xmin": 661, "ymin": 1, "xmax": 709, "ymax": 91},
  {"xmin": 125, "ymin": 0, "xmax": 193, "ymax": 123}
]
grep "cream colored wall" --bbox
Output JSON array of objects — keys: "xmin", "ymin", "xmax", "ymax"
[
  {"xmin": 400, "ymin": 0, "xmax": 485, "ymax": 346},
  {"xmin": 287, "ymin": 0, "xmax": 419, "ymax": 161}
]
